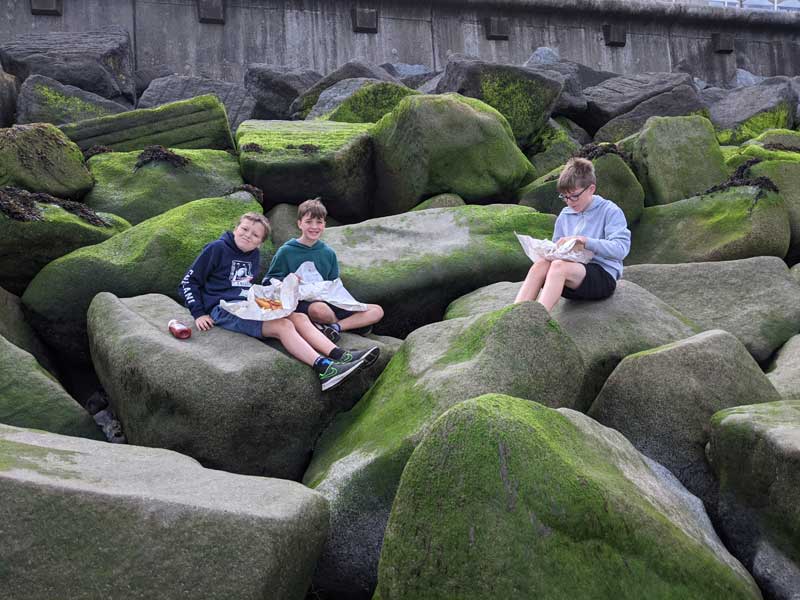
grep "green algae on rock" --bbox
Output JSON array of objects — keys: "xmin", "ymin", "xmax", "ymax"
[
  {"xmin": 0, "ymin": 285, "xmax": 57, "ymax": 376},
  {"xmin": 715, "ymin": 102, "xmax": 793, "ymax": 146},
  {"xmin": 524, "ymin": 118, "xmax": 580, "ymax": 176},
  {"xmin": 84, "ymin": 148, "xmax": 244, "ymax": 225},
  {"xmin": 749, "ymin": 160, "xmax": 800, "ymax": 262},
  {"xmin": 237, "ymin": 119, "xmax": 373, "ymax": 221},
  {"xmin": 374, "ymin": 394, "xmax": 761, "ymax": 600},
  {"xmin": 372, "ymin": 93, "xmax": 535, "ymax": 216},
  {"xmin": 313, "ymin": 79, "xmax": 419, "ymax": 123},
  {"xmin": 410, "ymin": 193, "xmax": 465, "ymax": 211}
]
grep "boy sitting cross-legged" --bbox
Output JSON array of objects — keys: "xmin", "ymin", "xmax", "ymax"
[
  {"xmin": 179, "ymin": 211, "xmax": 379, "ymax": 391},
  {"xmin": 514, "ymin": 157, "xmax": 631, "ymax": 312},
  {"xmin": 264, "ymin": 198, "xmax": 384, "ymax": 343}
]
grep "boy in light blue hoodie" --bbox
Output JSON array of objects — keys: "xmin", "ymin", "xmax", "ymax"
[{"xmin": 514, "ymin": 157, "xmax": 631, "ymax": 311}]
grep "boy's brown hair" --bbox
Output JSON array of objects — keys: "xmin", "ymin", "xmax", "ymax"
[
  {"xmin": 557, "ymin": 158, "xmax": 596, "ymax": 193},
  {"xmin": 297, "ymin": 197, "xmax": 327, "ymax": 221},
  {"xmin": 238, "ymin": 212, "xmax": 271, "ymax": 240}
]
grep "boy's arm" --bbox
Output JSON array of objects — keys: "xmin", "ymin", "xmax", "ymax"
[
  {"xmin": 329, "ymin": 249, "xmax": 340, "ymax": 280},
  {"xmin": 263, "ymin": 248, "xmax": 289, "ymax": 282},
  {"xmin": 583, "ymin": 207, "xmax": 631, "ymax": 260},
  {"xmin": 179, "ymin": 245, "xmax": 215, "ymax": 319},
  {"xmin": 551, "ymin": 215, "xmax": 566, "ymax": 243}
]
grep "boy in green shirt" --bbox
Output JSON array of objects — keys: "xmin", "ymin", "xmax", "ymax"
[{"xmin": 264, "ymin": 198, "xmax": 384, "ymax": 342}]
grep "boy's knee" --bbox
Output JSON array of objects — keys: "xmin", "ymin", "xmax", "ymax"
[
  {"xmin": 308, "ymin": 302, "xmax": 334, "ymax": 322},
  {"xmin": 371, "ymin": 304, "xmax": 384, "ymax": 320},
  {"xmin": 264, "ymin": 318, "xmax": 294, "ymax": 336}
]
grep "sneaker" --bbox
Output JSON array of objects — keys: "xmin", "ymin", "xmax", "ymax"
[
  {"xmin": 349, "ymin": 325, "xmax": 373, "ymax": 336},
  {"xmin": 314, "ymin": 321, "xmax": 341, "ymax": 343},
  {"xmin": 338, "ymin": 346, "xmax": 380, "ymax": 368},
  {"xmin": 319, "ymin": 357, "xmax": 366, "ymax": 391}
]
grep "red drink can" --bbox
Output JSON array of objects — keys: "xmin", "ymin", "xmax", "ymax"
[{"xmin": 168, "ymin": 319, "xmax": 192, "ymax": 339}]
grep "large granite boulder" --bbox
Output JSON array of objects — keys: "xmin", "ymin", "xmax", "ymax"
[
  {"xmin": 306, "ymin": 77, "xmax": 418, "ymax": 123},
  {"xmin": 0, "ymin": 423, "xmax": 328, "ymax": 600},
  {"xmin": 0, "ymin": 285, "xmax": 56, "ymax": 375},
  {"xmin": 624, "ymin": 257, "xmax": 800, "ymax": 362},
  {"xmin": 627, "ymin": 186, "xmax": 790, "ymax": 266},
  {"xmin": 244, "ymin": 64, "xmax": 322, "ymax": 120},
  {"xmin": 133, "ymin": 64, "xmax": 174, "ymax": 97},
  {"xmin": 708, "ymin": 400, "xmax": 800, "ymax": 599},
  {"xmin": 372, "ymin": 94, "xmax": 535, "ymax": 216},
  {"xmin": 594, "ymin": 84, "xmax": 707, "ymax": 143},
  {"xmin": 0, "ymin": 26, "xmax": 135, "ymax": 105},
  {"xmin": 411, "ymin": 193, "xmax": 465, "ymax": 211},
  {"xmin": 749, "ymin": 160, "xmax": 800, "ymax": 262},
  {"xmin": 436, "ymin": 55, "xmax": 563, "ymax": 147},
  {"xmin": 138, "ymin": 74, "xmax": 257, "ymax": 132},
  {"xmin": 290, "ymin": 60, "xmax": 397, "ymax": 120},
  {"xmin": 380, "ymin": 62, "xmax": 437, "ymax": 89},
  {"xmin": 375, "ymin": 394, "xmax": 760, "ymax": 600},
  {"xmin": 325, "ymin": 204, "xmax": 554, "ymax": 337},
  {"xmin": 631, "ymin": 115, "xmax": 728, "ymax": 206},
  {"xmin": 581, "ymin": 72, "xmax": 693, "ymax": 132},
  {"xmin": 21, "ymin": 192, "xmax": 265, "ymax": 363},
  {"xmin": 0, "ymin": 68, "xmax": 17, "ymax": 127},
  {"xmin": 0, "ymin": 123, "xmax": 94, "ymax": 199},
  {"xmin": 588, "ymin": 330, "xmax": 781, "ymax": 511},
  {"xmin": 444, "ymin": 280, "xmax": 697, "ymax": 409},
  {"xmin": 16, "ymin": 74, "xmax": 127, "ymax": 125},
  {"xmin": 524, "ymin": 118, "xmax": 580, "ymax": 176},
  {"xmin": 710, "ymin": 77, "xmax": 797, "ymax": 145},
  {"xmin": 767, "ymin": 334, "xmax": 800, "ymax": 401},
  {"xmin": 304, "ymin": 302, "xmax": 586, "ymax": 600},
  {"xmin": 84, "ymin": 148, "xmax": 243, "ymax": 225},
  {"xmin": 236, "ymin": 119, "xmax": 373, "ymax": 222},
  {"xmin": 88, "ymin": 292, "xmax": 394, "ymax": 480},
  {"xmin": 0, "ymin": 336, "xmax": 101, "ymax": 440},
  {"xmin": 0, "ymin": 196, "xmax": 129, "ymax": 295},
  {"xmin": 60, "ymin": 94, "xmax": 234, "ymax": 152}
]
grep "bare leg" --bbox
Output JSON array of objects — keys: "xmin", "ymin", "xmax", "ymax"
[
  {"xmin": 338, "ymin": 304, "xmax": 384, "ymax": 331},
  {"xmin": 261, "ymin": 318, "xmax": 320, "ymax": 366},
  {"xmin": 287, "ymin": 312, "xmax": 336, "ymax": 355},
  {"xmin": 307, "ymin": 302, "xmax": 338, "ymax": 324},
  {"xmin": 514, "ymin": 260, "xmax": 551, "ymax": 303},
  {"xmin": 537, "ymin": 260, "xmax": 587, "ymax": 312}
]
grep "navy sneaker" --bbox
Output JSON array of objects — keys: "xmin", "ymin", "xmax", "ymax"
[
  {"xmin": 338, "ymin": 346, "xmax": 380, "ymax": 368},
  {"xmin": 349, "ymin": 325, "xmax": 373, "ymax": 336},
  {"xmin": 319, "ymin": 357, "xmax": 365, "ymax": 391},
  {"xmin": 314, "ymin": 321, "xmax": 341, "ymax": 343}
]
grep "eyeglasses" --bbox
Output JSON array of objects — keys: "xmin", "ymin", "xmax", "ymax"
[{"xmin": 558, "ymin": 185, "xmax": 590, "ymax": 203}]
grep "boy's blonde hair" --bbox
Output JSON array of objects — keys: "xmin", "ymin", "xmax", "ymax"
[
  {"xmin": 297, "ymin": 197, "xmax": 327, "ymax": 221},
  {"xmin": 238, "ymin": 212, "xmax": 271, "ymax": 240},
  {"xmin": 557, "ymin": 158, "xmax": 596, "ymax": 193}
]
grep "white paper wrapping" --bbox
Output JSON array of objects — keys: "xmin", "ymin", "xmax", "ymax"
[{"xmin": 515, "ymin": 232, "xmax": 595, "ymax": 264}]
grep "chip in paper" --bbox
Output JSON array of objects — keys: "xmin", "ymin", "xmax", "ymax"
[{"xmin": 515, "ymin": 232, "xmax": 594, "ymax": 264}]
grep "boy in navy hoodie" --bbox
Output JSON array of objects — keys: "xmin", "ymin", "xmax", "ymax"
[
  {"xmin": 264, "ymin": 198, "xmax": 383, "ymax": 343},
  {"xmin": 179, "ymin": 212, "xmax": 378, "ymax": 391},
  {"xmin": 514, "ymin": 158, "xmax": 631, "ymax": 312}
]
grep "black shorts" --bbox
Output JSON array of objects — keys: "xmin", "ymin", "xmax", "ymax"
[
  {"xmin": 295, "ymin": 300, "xmax": 355, "ymax": 321},
  {"xmin": 561, "ymin": 263, "xmax": 617, "ymax": 301}
]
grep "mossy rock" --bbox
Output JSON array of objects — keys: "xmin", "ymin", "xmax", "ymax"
[
  {"xmin": 749, "ymin": 160, "xmax": 800, "ymax": 262},
  {"xmin": 304, "ymin": 302, "xmax": 585, "ymax": 599},
  {"xmin": 525, "ymin": 118, "xmax": 579, "ymax": 176},
  {"xmin": 0, "ymin": 203, "xmax": 130, "ymax": 295},
  {"xmin": 714, "ymin": 99, "xmax": 794, "ymax": 146},
  {"xmin": 20, "ymin": 192, "xmax": 268, "ymax": 363},
  {"xmin": 411, "ymin": 193, "xmax": 465, "ymax": 211},
  {"xmin": 372, "ymin": 93, "xmax": 535, "ymax": 216},
  {"xmin": 0, "ymin": 335, "xmax": 102, "ymax": 440},
  {"xmin": 737, "ymin": 144, "xmax": 800, "ymax": 163},
  {"xmin": 0, "ymin": 286, "xmax": 56, "ymax": 376},
  {"xmin": 84, "ymin": 148, "xmax": 244, "ymax": 225},
  {"xmin": 60, "ymin": 94, "xmax": 234, "ymax": 152},
  {"xmin": 375, "ymin": 394, "xmax": 761, "ymax": 600},
  {"xmin": 309, "ymin": 78, "xmax": 419, "ymax": 123},
  {"xmin": 632, "ymin": 115, "xmax": 728, "ymax": 206},
  {"xmin": 627, "ymin": 186, "xmax": 790, "ymax": 265},
  {"xmin": 17, "ymin": 74, "xmax": 127, "ymax": 126},
  {"xmin": 742, "ymin": 128, "xmax": 800, "ymax": 150},
  {"xmin": 325, "ymin": 204, "xmax": 554, "ymax": 337},
  {"xmin": 236, "ymin": 119, "xmax": 373, "ymax": 222},
  {"xmin": 0, "ymin": 123, "xmax": 94, "ymax": 199}
]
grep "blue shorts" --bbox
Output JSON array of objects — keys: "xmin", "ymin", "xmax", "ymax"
[
  {"xmin": 295, "ymin": 300, "xmax": 355, "ymax": 321},
  {"xmin": 210, "ymin": 305, "xmax": 264, "ymax": 339}
]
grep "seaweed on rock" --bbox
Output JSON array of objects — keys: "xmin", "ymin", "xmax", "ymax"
[
  {"xmin": 133, "ymin": 145, "xmax": 191, "ymax": 172},
  {"xmin": 0, "ymin": 186, "xmax": 111, "ymax": 226}
]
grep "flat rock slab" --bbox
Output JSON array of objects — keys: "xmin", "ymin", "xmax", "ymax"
[
  {"xmin": 588, "ymin": 330, "xmax": 781, "ymax": 509},
  {"xmin": 88, "ymin": 293, "xmax": 394, "ymax": 480},
  {"xmin": 767, "ymin": 334, "xmax": 800, "ymax": 401},
  {"xmin": 60, "ymin": 94, "xmax": 234, "ymax": 152},
  {"xmin": 304, "ymin": 302, "xmax": 586, "ymax": 599},
  {"xmin": 624, "ymin": 257, "xmax": 800, "ymax": 362},
  {"xmin": 0, "ymin": 26, "xmax": 135, "ymax": 104},
  {"xmin": 17, "ymin": 74, "xmax": 127, "ymax": 126},
  {"xmin": 236, "ymin": 119, "xmax": 373, "ymax": 222},
  {"xmin": 244, "ymin": 64, "xmax": 322, "ymax": 120},
  {"xmin": 0, "ymin": 423, "xmax": 328, "ymax": 600},
  {"xmin": 139, "ymin": 74, "xmax": 257, "ymax": 132},
  {"xmin": 375, "ymin": 394, "xmax": 760, "ymax": 600}
]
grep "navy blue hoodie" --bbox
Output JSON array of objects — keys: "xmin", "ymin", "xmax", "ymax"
[{"xmin": 179, "ymin": 231, "xmax": 260, "ymax": 319}]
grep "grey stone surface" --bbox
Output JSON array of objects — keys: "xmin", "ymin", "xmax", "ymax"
[
  {"xmin": 0, "ymin": 67, "xmax": 17, "ymax": 127},
  {"xmin": 306, "ymin": 77, "xmax": 391, "ymax": 119},
  {"xmin": 138, "ymin": 74, "xmax": 256, "ymax": 131},
  {"xmin": 523, "ymin": 46, "xmax": 560, "ymax": 66},
  {"xmin": 134, "ymin": 63, "xmax": 174, "ymax": 97},
  {"xmin": 244, "ymin": 64, "xmax": 322, "ymax": 120},
  {"xmin": 589, "ymin": 330, "xmax": 781, "ymax": 510},
  {"xmin": 730, "ymin": 68, "xmax": 765, "ymax": 89},
  {"xmin": 17, "ymin": 74, "xmax": 127, "ymax": 125},
  {"xmin": 624, "ymin": 257, "xmax": 800, "ymax": 363},
  {"xmin": 767, "ymin": 334, "xmax": 800, "ymax": 401},
  {"xmin": 0, "ymin": 26, "xmax": 135, "ymax": 104},
  {"xmin": 0, "ymin": 422, "xmax": 329, "ymax": 600},
  {"xmin": 0, "ymin": 285, "xmax": 56, "ymax": 376}
]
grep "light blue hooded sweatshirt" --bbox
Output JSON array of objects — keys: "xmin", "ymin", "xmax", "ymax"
[{"xmin": 552, "ymin": 195, "xmax": 631, "ymax": 280}]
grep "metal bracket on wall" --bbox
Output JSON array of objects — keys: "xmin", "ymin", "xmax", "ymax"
[
  {"xmin": 197, "ymin": 0, "xmax": 225, "ymax": 25},
  {"xmin": 352, "ymin": 7, "xmax": 378, "ymax": 34},
  {"xmin": 485, "ymin": 17, "xmax": 510, "ymax": 41},
  {"xmin": 602, "ymin": 24, "xmax": 627, "ymax": 48},
  {"xmin": 712, "ymin": 33, "xmax": 734, "ymax": 54},
  {"xmin": 30, "ymin": 0, "xmax": 62, "ymax": 15}
]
